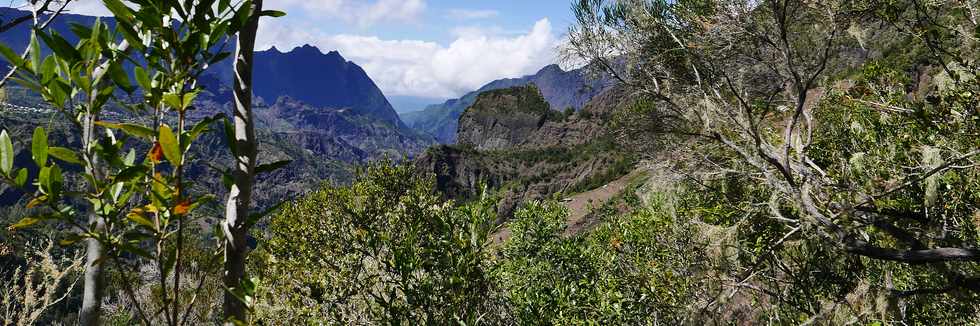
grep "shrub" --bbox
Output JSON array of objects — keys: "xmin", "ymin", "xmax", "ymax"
[{"xmin": 255, "ymin": 161, "xmax": 502, "ymax": 324}]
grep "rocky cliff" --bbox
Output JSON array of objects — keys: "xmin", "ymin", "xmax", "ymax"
[
  {"xmin": 416, "ymin": 85, "xmax": 634, "ymax": 218},
  {"xmin": 456, "ymin": 85, "xmax": 554, "ymax": 150},
  {"xmin": 403, "ymin": 64, "xmax": 613, "ymax": 143}
]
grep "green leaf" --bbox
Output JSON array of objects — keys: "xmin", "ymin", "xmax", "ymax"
[
  {"xmin": 0, "ymin": 130, "xmax": 13, "ymax": 175},
  {"xmin": 13, "ymin": 168, "xmax": 28, "ymax": 187},
  {"xmin": 108, "ymin": 63, "xmax": 134, "ymax": 94},
  {"xmin": 163, "ymin": 93, "xmax": 183, "ymax": 110},
  {"xmin": 115, "ymin": 166, "xmax": 146, "ymax": 183},
  {"xmin": 39, "ymin": 56, "xmax": 56, "ymax": 84},
  {"xmin": 187, "ymin": 113, "xmax": 224, "ymax": 144},
  {"xmin": 48, "ymin": 147, "xmax": 81, "ymax": 164},
  {"xmin": 8, "ymin": 217, "xmax": 42, "ymax": 230},
  {"xmin": 0, "ymin": 43, "xmax": 23, "ymax": 67},
  {"xmin": 159, "ymin": 125, "xmax": 181, "ymax": 165},
  {"xmin": 68, "ymin": 23, "xmax": 92, "ymax": 39},
  {"xmin": 38, "ymin": 166, "xmax": 50, "ymax": 193},
  {"xmin": 28, "ymin": 33, "xmax": 41, "ymax": 71},
  {"xmin": 102, "ymin": 0, "xmax": 135, "ymax": 23},
  {"xmin": 258, "ymin": 10, "xmax": 286, "ymax": 17},
  {"xmin": 182, "ymin": 91, "xmax": 199, "ymax": 110},
  {"xmin": 59, "ymin": 234, "xmax": 84, "ymax": 246},
  {"xmin": 124, "ymin": 149, "xmax": 136, "ymax": 166},
  {"xmin": 38, "ymin": 31, "xmax": 81, "ymax": 62},
  {"xmin": 126, "ymin": 211, "xmax": 155, "ymax": 229},
  {"xmin": 38, "ymin": 164, "xmax": 63, "ymax": 197},
  {"xmin": 218, "ymin": 0, "xmax": 231, "ymax": 12},
  {"xmin": 134, "ymin": 66, "xmax": 151, "ymax": 90},
  {"xmin": 49, "ymin": 164, "xmax": 63, "ymax": 196},
  {"xmin": 256, "ymin": 160, "xmax": 291, "ymax": 175},
  {"xmin": 32, "ymin": 127, "xmax": 48, "ymax": 167},
  {"xmin": 95, "ymin": 121, "xmax": 155, "ymax": 140}
]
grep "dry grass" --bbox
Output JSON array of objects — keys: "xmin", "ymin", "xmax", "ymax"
[{"xmin": 1, "ymin": 239, "xmax": 83, "ymax": 326}]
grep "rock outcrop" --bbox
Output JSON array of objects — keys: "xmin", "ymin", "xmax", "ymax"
[
  {"xmin": 416, "ymin": 85, "xmax": 634, "ymax": 219},
  {"xmin": 402, "ymin": 64, "xmax": 614, "ymax": 143}
]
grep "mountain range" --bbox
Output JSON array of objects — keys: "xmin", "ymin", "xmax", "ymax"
[
  {"xmin": 401, "ymin": 64, "xmax": 613, "ymax": 143},
  {"xmin": 0, "ymin": 7, "xmax": 406, "ymax": 131}
]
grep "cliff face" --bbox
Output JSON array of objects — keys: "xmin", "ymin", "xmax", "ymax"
[
  {"xmin": 257, "ymin": 96, "xmax": 432, "ymax": 160},
  {"xmin": 456, "ymin": 85, "xmax": 552, "ymax": 151},
  {"xmin": 249, "ymin": 46, "xmax": 405, "ymax": 128},
  {"xmin": 416, "ymin": 85, "xmax": 633, "ymax": 218},
  {"xmin": 403, "ymin": 64, "xmax": 614, "ymax": 143},
  {"xmin": 456, "ymin": 84, "xmax": 622, "ymax": 151}
]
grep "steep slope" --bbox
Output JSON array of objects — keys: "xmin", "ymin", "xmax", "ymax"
[
  {"xmin": 416, "ymin": 85, "xmax": 633, "ymax": 218},
  {"xmin": 403, "ymin": 64, "xmax": 613, "ymax": 143},
  {"xmin": 256, "ymin": 96, "xmax": 431, "ymax": 159},
  {"xmin": 0, "ymin": 8, "xmax": 432, "ymax": 208},
  {"xmin": 456, "ymin": 85, "xmax": 555, "ymax": 150},
  {"xmin": 232, "ymin": 45, "xmax": 404, "ymax": 128},
  {"xmin": 0, "ymin": 8, "xmax": 404, "ymax": 129}
]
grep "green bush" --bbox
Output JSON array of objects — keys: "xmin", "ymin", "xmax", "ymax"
[
  {"xmin": 494, "ymin": 191, "xmax": 705, "ymax": 324},
  {"xmin": 255, "ymin": 161, "xmax": 502, "ymax": 324}
]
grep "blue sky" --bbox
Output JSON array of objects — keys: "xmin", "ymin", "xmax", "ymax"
[
  {"xmin": 59, "ymin": 0, "xmax": 577, "ymax": 100},
  {"xmin": 286, "ymin": 0, "xmax": 577, "ymax": 45}
]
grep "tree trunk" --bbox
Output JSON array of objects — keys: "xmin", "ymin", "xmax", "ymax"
[
  {"xmin": 223, "ymin": 0, "xmax": 262, "ymax": 323},
  {"xmin": 77, "ymin": 39, "xmax": 128, "ymax": 326},
  {"xmin": 78, "ymin": 216, "xmax": 104, "ymax": 326},
  {"xmin": 78, "ymin": 105, "xmax": 104, "ymax": 326}
]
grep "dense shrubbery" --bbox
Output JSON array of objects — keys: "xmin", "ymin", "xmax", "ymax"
[{"xmin": 255, "ymin": 162, "xmax": 503, "ymax": 324}]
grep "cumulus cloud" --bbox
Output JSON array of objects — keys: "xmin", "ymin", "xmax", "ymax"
[
  {"xmin": 446, "ymin": 9, "xmax": 499, "ymax": 20},
  {"xmin": 256, "ymin": 18, "xmax": 560, "ymax": 98},
  {"xmin": 54, "ymin": 0, "xmax": 558, "ymax": 99}
]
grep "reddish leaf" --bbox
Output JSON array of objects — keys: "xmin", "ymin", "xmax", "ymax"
[
  {"xmin": 174, "ymin": 199, "xmax": 192, "ymax": 216},
  {"xmin": 149, "ymin": 142, "xmax": 164, "ymax": 164}
]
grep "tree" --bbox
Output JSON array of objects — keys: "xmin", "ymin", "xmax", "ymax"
[
  {"xmin": 0, "ymin": 0, "xmax": 73, "ymax": 89},
  {"xmin": 256, "ymin": 162, "xmax": 499, "ymax": 324},
  {"xmin": 221, "ymin": 0, "xmax": 287, "ymax": 323},
  {"xmin": 0, "ymin": 0, "xmax": 256, "ymax": 324},
  {"xmin": 567, "ymin": 0, "xmax": 980, "ymax": 302}
]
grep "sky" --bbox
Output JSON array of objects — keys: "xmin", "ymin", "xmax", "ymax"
[{"xmin": 53, "ymin": 0, "xmax": 578, "ymax": 100}]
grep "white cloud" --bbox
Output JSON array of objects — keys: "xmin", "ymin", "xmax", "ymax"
[
  {"xmin": 256, "ymin": 18, "xmax": 560, "ymax": 98},
  {"xmin": 53, "ymin": 0, "xmax": 557, "ymax": 99},
  {"xmin": 446, "ymin": 9, "xmax": 499, "ymax": 20},
  {"xmin": 63, "ymin": 0, "xmax": 425, "ymax": 27}
]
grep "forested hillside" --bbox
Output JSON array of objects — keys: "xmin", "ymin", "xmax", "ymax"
[{"xmin": 2, "ymin": 0, "xmax": 980, "ymax": 325}]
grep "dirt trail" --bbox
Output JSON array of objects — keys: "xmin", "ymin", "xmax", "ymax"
[{"xmin": 490, "ymin": 169, "xmax": 646, "ymax": 244}]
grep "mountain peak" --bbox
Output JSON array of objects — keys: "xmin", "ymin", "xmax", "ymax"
[
  {"xmin": 290, "ymin": 44, "xmax": 324, "ymax": 55},
  {"xmin": 537, "ymin": 64, "xmax": 564, "ymax": 74}
]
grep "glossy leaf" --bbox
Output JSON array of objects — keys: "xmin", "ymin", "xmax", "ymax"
[
  {"xmin": 13, "ymin": 168, "xmax": 28, "ymax": 187},
  {"xmin": 0, "ymin": 43, "xmax": 23, "ymax": 67},
  {"xmin": 127, "ymin": 209, "xmax": 156, "ymax": 229},
  {"xmin": 48, "ymin": 147, "xmax": 82, "ymax": 164},
  {"xmin": 0, "ymin": 130, "xmax": 13, "ymax": 175},
  {"xmin": 31, "ymin": 127, "xmax": 48, "ymax": 167},
  {"xmin": 159, "ymin": 125, "xmax": 181, "ymax": 165},
  {"xmin": 259, "ymin": 10, "xmax": 287, "ymax": 17},
  {"xmin": 96, "ymin": 121, "xmax": 155, "ymax": 140},
  {"xmin": 38, "ymin": 31, "xmax": 81, "ymax": 62},
  {"xmin": 108, "ymin": 63, "xmax": 134, "ymax": 94},
  {"xmin": 8, "ymin": 217, "xmax": 42, "ymax": 231},
  {"xmin": 134, "ymin": 66, "xmax": 151, "ymax": 90}
]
